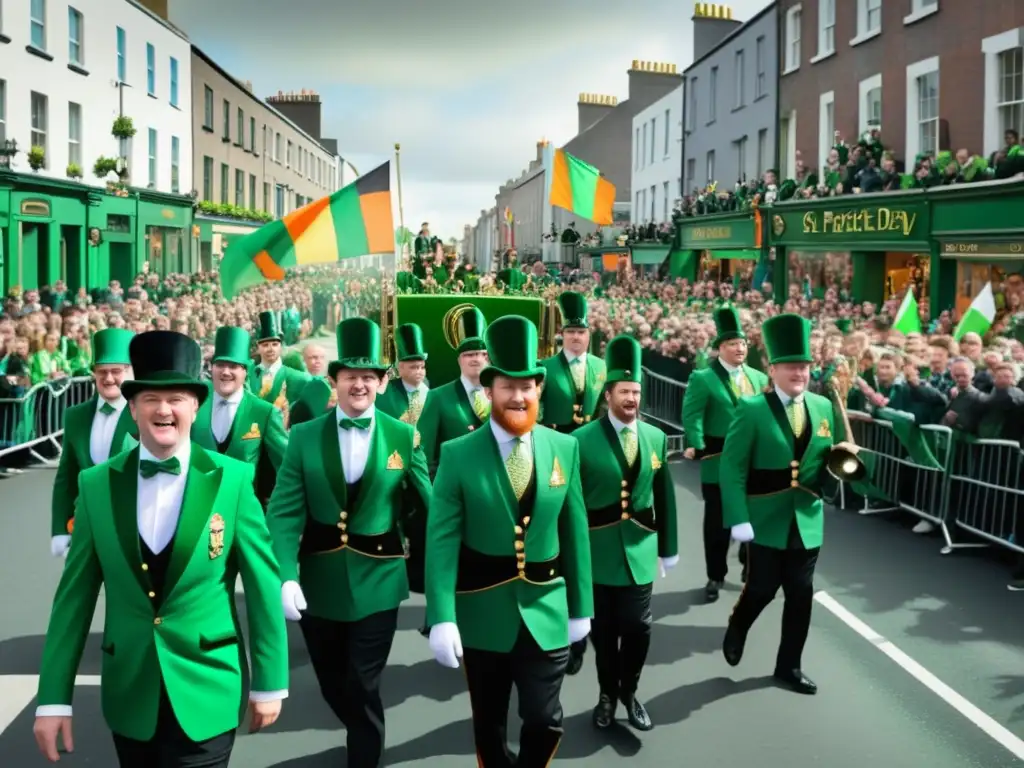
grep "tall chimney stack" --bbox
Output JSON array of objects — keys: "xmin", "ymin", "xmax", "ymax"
[
  {"xmin": 691, "ymin": 3, "xmax": 741, "ymax": 61},
  {"xmin": 136, "ymin": 0, "xmax": 169, "ymax": 19},
  {"xmin": 577, "ymin": 93, "xmax": 619, "ymax": 134}
]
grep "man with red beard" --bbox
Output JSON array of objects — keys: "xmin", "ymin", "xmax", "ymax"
[{"xmin": 425, "ymin": 315, "xmax": 593, "ymax": 768}]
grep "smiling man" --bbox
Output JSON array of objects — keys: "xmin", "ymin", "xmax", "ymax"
[
  {"xmin": 247, "ymin": 311, "xmax": 308, "ymax": 411},
  {"xmin": 33, "ymin": 331, "xmax": 288, "ymax": 767},
  {"xmin": 376, "ymin": 323, "xmax": 430, "ymax": 425},
  {"xmin": 50, "ymin": 328, "xmax": 138, "ymax": 557},
  {"xmin": 267, "ymin": 317, "xmax": 431, "ymax": 768}
]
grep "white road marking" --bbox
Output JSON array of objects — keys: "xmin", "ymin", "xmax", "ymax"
[
  {"xmin": 815, "ymin": 590, "xmax": 1024, "ymax": 761},
  {"xmin": 0, "ymin": 675, "xmax": 99, "ymax": 734}
]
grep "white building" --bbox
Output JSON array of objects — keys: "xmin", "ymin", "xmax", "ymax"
[
  {"xmin": 0, "ymin": 0, "xmax": 193, "ymax": 196},
  {"xmin": 472, "ymin": 207, "xmax": 498, "ymax": 273},
  {"xmin": 629, "ymin": 84, "xmax": 683, "ymax": 225}
]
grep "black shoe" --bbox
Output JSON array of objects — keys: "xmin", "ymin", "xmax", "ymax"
[
  {"xmin": 621, "ymin": 695, "xmax": 653, "ymax": 731},
  {"xmin": 722, "ymin": 624, "xmax": 746, "ymax": 667},
  {"xmin": 1008, "ymin": 578, "xmax": 1024, "ymax": 592},
  {"xmin": 741, "ymin": 564, "xmax": 748, "ymax": 584},
  {"xmin": 592, "ymin": 694, "xmax": 616, "ymax": 729},
  {"xmin": 419, "ymin": 624, "xmax": 429, "ymax": 638},
  {"xmin": 704, "ymin": 580, "xmax": 723, "ymax": 603},
  {"xmin": 773, "ymin": 668, "xmax": 818, "ymax": 695},
  {"xmin": 566, "ymin": 641, "xmax": 586, "ymax": 676}
]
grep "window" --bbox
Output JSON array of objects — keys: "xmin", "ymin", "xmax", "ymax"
[
  {"xmin": 30, "ymin": 92, "xmax": 47, "ymax": 161},
  {"xmin": 249, "ymin": 174, "xmax": 257, "ymax": 210},
  {"xmin": 275, "ymin": 133, "xmax": 282, "ymax": 161},
  {"xmin": 170, "ymin": 136, "xmax": 180, "ymax": 194},
  {"xmin": 634, "ymin": 126, "xmax": 640, "ymax": 169},
  {"xmin": 634, "ymin": 191, "xmax": 642, "ymax": 222},
  {"xmin": 916, "ymin": 70, "xmax": 940, "ymax": 156},
  {"xmin": 0, "ymin": 80, "xmax": 7, "ymax": 142},
  {"xmin": 237, "ymin": 108, "xmax": 244, "ymax": 145},
  {"xmin": 859, "ymin": 74, "xmax": 883, "ymax": 131},
  {"xmin": 30, "ymin": 0, "xmax": 46, "ymax": 50},
  {"xmin": 146, "ymin": 44, "xmax": 155, "ymax": 95},
  {"xmin": 203, "ymin": 156, "xmax": 213, "ymax": 200},
  {"xmin": 709, "ymin": 67, "xmax": 718, "ymax": 121},
  {"xmin": 734, "ymin": 51, "xmax": 745, "ymax": 108},
  {"xmin": 735, "ymin": 136, "xmax": 747, "ymax": 179},
  {"xmin": 220, "ymin": 163, "xmax": 229, "ymax": 204},
  {"xmin": 649, "ymin": 117, "xmax": 656, "ymax": 164},
  {"xmin": 856, "ymin": 0, "xmax": 882, "ymax": 39},
  {"xmin": 116, "ymin": 27, "xmax": 126, "ymax": 82},
  {"xmin": 250, "ymin": 117, "xmax": 256, "ymax": 152},
  {"xmin": 757, "ymin": 128, "xmax": 768, "ymax": 174},
  {"xmin": 785, "ymin": 6, "xmax": 801, "ymax": 72},
  {"xmin": 222, "ymin": 100, "xmax": 230, "ymax": 139},
  {"xmin": 819, "ymin": 91, "xmax": 835, "ymax": 168},
  {"xmin": 686, "ymin": 158, "xmax": 696, "ymax": 190},
  {"xmin": 997, "ymin": 48, "xmax": 1023, "ymax": 141},
  {"xmin": 287, "ymin": 140, "xmax": 293, "ymax": 168},
  {"xmin": 148, "ymin": 128, "xmax": 157, "ymax": 187},
  {"xmin": 67, "ymin": 102, "xmax": 81, "ymax": 166},
  {"xmin": 755, "ymin": 36, "xmax": 766, "ymax": 98},
  {"xmin": 663, "ymin": 181, "xmax": 670, "ymax": 221},
  {"xmin": 274, "ymin": 184, "xmax": 285, "ymax": 217},
  {"xmin": 235, "ymin": 169, "xmax": 244, "ymax": 207},
  {"xmin": 906, "ymin": 0, "xmax": 938, "ymax": 20},
  {"xmin": 688, "ymin": 78, "xmax": 697, "ymax": 129},
  {"xmin": 706, "ymin": 150, "xmax": 715, "ymax": 182},
  {"xmin": 641, "ymin": 123, "xmax": 647, "ymax": 167},
  {"xmin": 664, "ymin": 109, "xmax": 670, "ymax": 155},
  {"xmin": 203, "ymin": 86, "xmax": 213, "ymax": 129},
  {"xmin": 68, "ymin": 8, "xmax": 83, "ymax": 65},
  {"xmin": 169, "ymin": 58, "xmax": 179, "ymax": 107},
  {"xmin": 649, "ymin": 185, "xmax": 656, "ymax": 220},
  {"xmin": 818, "ymin": 0, "xmax": 835, "ymax": 57}
]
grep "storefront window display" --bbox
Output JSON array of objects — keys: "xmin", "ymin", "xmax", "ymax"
[
  {"xmin": 787, "ymin": 251, "xmax": 853, "ymax": 299},
  {"xmin": 956, "ymin": 261, "xmax": 1024, "ymax": 326},
  {"xmin": 884, "ymin": 252, "xmax": 929, "ymax": 301},
  {"xmin": 699, "ymin": 250, "xmax": 757, "ymax": 289}
]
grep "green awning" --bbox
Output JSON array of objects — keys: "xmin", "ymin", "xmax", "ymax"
[
  {"xmin": 630, "ymin": 244, "xmax": 671, "ymax": 265},
  {"xmin": 668, "ymin": 248, "xmax": 698, "ymax": 279},
  {"xmin": 708, "ymin": 248, "xmax": 759, "ymax": 260}
]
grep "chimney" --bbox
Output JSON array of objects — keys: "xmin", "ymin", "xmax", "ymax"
[
  {"xmin": 135, "ymin": 0, "xmax": 168, "ymax": 20},
  {"xmin": 577, "ymin": 93, "xmax": 619, "ymax": 133},
  {"xmin": 535, "ymin": 138, "xmax": 552, "ymax": 162},
  {"xmin": 691, "ymin": 3, "xmax": 741, "ymax": 61},
  {"xmin": 627, "ymin": 59, "xmax": 683, "ymax": 103},
  {"xmin": 265, "ymin": 89, "xmax": 323, "ymax": 141}
]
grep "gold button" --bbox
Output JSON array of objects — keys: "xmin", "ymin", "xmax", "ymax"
[
  {"xmin": 514, "ymin": 541, "xmax": 524, "ymax": 551},
  {"xmin": 516, "ymin": 552, "xmax": 526, "ymax": 560},
  {"xmin": 153, "ymin": 617, "xmax": 162, "ymax": 625},
  {"xmin": 620, "ymin": 490, "xmax": 629, "ymax": 499},
  {"xmin": 518, "ymin": 570, "xmax": 526, "ymax": 579},
  {"xmin": 790, "ymin": 480, "xmax": 799, "ymax": 488},
  {"xmin": 514, "ymin": 525, "xmax": 523, "ymax": 535},
  {"xmin": 791, "ymin": 469, "xmax": 799, "ymax": 479},
  {"xmin": 340, "ymin": 511, "xmax": 348, "ymax": 520},
  {"xmin": 620, "ymin": 500, "xmax": 628, "ymax": 509},
  {"xmin": 141, "ymin": 563, "xmax": 149, "ymax": 571},
  {"xmin": 549, "ymin": 569, "xmax": 556, "ymax": 576},
  {"xmin": 337, "ymin": 522, "xmax": 345, "ymax": 529},
  {"xmin": 621, "ymin": 480, "xmax": 628, "ymax": 488},
  {"xmin": 621, "ymin": 512, "xmax": 630, "ymax": 521},
  {"xmin": 148, "ymin": 591, "xmax": 156, "ymax": 598},
  {"xmin": 377, "ymin": 545, "xmax": 383, "ymax": 552},
  {"xmin": 573, "ymin": 404, "xmax": 581, "ymax": 411},
  {"xmin": 790, "ymin": 460, "xmax": 799, "ymax": 468},
  {"xmin": 522, "ymin": 516, "xmax": 531, "ymax": 525},
  {"xmin": 341, "ymin": 534, "xmax": 349, "ymax": 544},
  {"xmin": 516, "ymin": 561, "xmax": 526, "ymax": 571}
]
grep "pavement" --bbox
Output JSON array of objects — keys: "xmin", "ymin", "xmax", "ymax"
[{"xmin": 2, "ymin": 460, "xmax": 1024, "ymax": 767}]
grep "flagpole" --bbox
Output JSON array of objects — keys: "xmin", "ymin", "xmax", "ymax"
[{"xmin": 394, "ymin": 143, "xmax": 405, "ymax": 236}]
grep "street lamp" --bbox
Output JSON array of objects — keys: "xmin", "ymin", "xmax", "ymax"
[{"xmin": 0, "ymin": 139, "xmax": 18, "ymax": 168}]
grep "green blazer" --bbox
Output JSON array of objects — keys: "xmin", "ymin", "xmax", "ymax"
[
  {"xmin": 539, "ymin": 352, "xmax": 606, "ymax": 429},
  {"xmin": 376, "ymin": 379, "xmax": 428, "ymax": 424},
  {"xmin": 416, "ymin": 379, "xmax": 484, "ymax": 472},
  {"xmin": 246, "ymin": 364, "xmax": 308, "ymax": 407},
  {"xmin": 51, "ymin": 398, "xmax": 138, "ymax": 536},
  {"xmin": 266, "ymin": 409, "xmax": 432, "ymax": 622},
  {"xmin": 425, "ymin": 426, "xmax": 594, "ymax": 653},
  {"xmin": 682, "ymin": 361, "xmax": 769, "ymax": 484},
  {"xmin": 288, "ymin": 376, "xmax": 335, "ymax": 427},
  {"xmin": 37, "ymin": 446, "xmax": 289, "ymax": 742},
  {"xmin": 193, "ymin": 386, "xmax": 288, "ymax": 504},
  {"xmin": 720, "ymin": 391, "xmax": 842, "ymax": 550},
  {"xmin": 575, "ymin": 417, "xmax": 679, "ymax": 586}
]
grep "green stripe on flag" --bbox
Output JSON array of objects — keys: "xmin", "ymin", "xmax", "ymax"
[
  {"xmin": 956, "ymin": 307, "xmax": 992, "ymax": 339},
  {"xmin": 220, "ymin": 218, "xmax": 292, "ymax": 299},
  {"xmin": 330, "ymin": 184, "xmax": 370, "ymax": 260},
  {"xmin": 567, "ymin": 153, "xmax": 599, "ymax": 221}
]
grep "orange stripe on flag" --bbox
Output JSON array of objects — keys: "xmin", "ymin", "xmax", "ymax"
[
  {"xmin": 281, "ymin": 196, "xmax": 332, "ymax": 242},
  {"xmin": 593, "ymin": 178, "xmax": 615, "ymax": 226},
  {"xmin": 253, "ymin": 250, "xmax": 286, "ymax": 281},
  {"xmin": 359, "ymin": 190, "xmax": 394, "ymax": 253},
  {"xmin": 550, "ymin": 150, "xmax": 573, "ymax": 211}
]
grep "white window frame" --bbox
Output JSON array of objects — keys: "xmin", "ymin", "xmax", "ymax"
[
  {"xmin": 634, "ymin": 126, "xmax": 640, "ymax": 169},
  {"xmin": 757, "ymin": 128, "xmax": 768, "ymax": 174},
  {"xmin": 709, "ymin": 67, "xmax": 718, "ymax": 122},
  {"xmin": 736, "ymin": 136, "xmax": 747, "ymax": 180},
  {"xmin": 905, "ymin": 57, "xmax": 940, "ymax": 162},
  {"xmin": 982, "ymin": 29, "xmax": 1024, "ymax": 155},
  {"xmin": 813, "ymin": 0, "xmax": 835, "ymax": 62},
  {"xmin": 755, "ymin": 36, "xmax": 766, "ymax": 98},
  {"xmin": 688, "ymin": 77, "xmax": 697, "ymax": 130},
  {"xmin": 858, "ymin": 73, "xmax": 882, "ymax": 133},
  {"xmin": 784, "ymin": 5, "xmax": 802, "ymax": 74},
  {"xmin": 706, "ymin": 150, "xmax": 715, "ymax": 183},
  {"xmin": 68, "ymin": 7, "xmax": 83, "ymax": 66},
  {"xmin": 0, "ymin": 80, "xmax": 6, "ymax": 143},
  {"xmin": 148, "ymin": 128, "xmax": 157, "ymax": 187},
  {"xmin": 30, "ymin": 91, "xmax": 48, "ymax": 163},
  {"xmin": 170, "ymin": 57, "xmax": 179, "ymax": 107},
  {"xmin": 146, "ymin": 43, "xmax": 156, "ymax": 96},
  {"xmin": 30, "ymin": 0, "xmax": 46, "ymax": 50},
  {"xmin": 663, "ymin": 108, "xmax": 670, "ymax": 156},
  {"xmin": 68, "ymin": 102, "xmax": 81, "ymax": 166},
  {"xmin": 649, "ymin": 117, "xmax": 656, "ymax": 164},
  {"xmin": 819, "ymin": 90, "xmax": 835, "ymax": 170},
  {"xmin": 852, "ymin": 0, "xmax": 882, "ymax": 47},
  {"xmin": 904, "ymin": 0, "xmax": 939, "ymax": 27},
  {"xmin": 734, "ymin": 50, "xmax": 745, "ymax": 108}
]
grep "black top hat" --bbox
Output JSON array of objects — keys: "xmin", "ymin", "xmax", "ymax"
[
  {"xmin": 121, "ymin": 331, "xmax": 208, "ymax": 405},
  {"xmin": 257, "ymin": 311, "xmax": 283, "ymax": 343}
]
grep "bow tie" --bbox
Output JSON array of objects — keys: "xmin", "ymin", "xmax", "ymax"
[
  {"xmin": 339, "ymin": 416, "xmax": 371, "ymax": 431},
  {"xmin": 140, "ymin": 457, "xmax": 182, "ymax": 479}
]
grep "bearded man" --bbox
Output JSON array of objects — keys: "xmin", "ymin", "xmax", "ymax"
[{"xmin": 425, "ymin": 315, "xmax": 593, "ymax": 768}]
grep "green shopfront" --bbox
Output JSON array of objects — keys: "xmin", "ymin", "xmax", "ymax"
[
  {"xmin": 195, "ymin": 215, "xmax": 262, "ymax": 272},
  {"xmin": 674, "ymin": 211, "xmax": 766, "ymax": 286}
]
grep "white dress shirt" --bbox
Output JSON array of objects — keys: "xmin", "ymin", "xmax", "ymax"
[
  {"xmin": 563, "ymin": 350, "xmax": 587, "ymax": 366},
  {"xmin": 489, "ymin": 420, "xmax": 534, "ymax": 462},
  {"xmin": 212, "ymin": 388, "xmax": 245, "ymax": 443},
  {"xmin": 608, "ymin": 413, "xmax": 637, "ymax": 440},
  {"xmin": 89, "ymin": 396, "xmax": 128, "ymax": 465},
  {"xmin": 257, "ymin": 359, "xmax": 282, "ymax": 378},
  {"xmin": 403, "ymin": 381, "xmax": 428, "ymax": 396},
  {"xmin": 138, "ymin": 442, "xmax": 191, "ymax": 555},
  {"xmin": 461, "ymin": 375, "xmax": 481, "ymax": 400},
  {"xmin": 336, "ymin": 405, "xmax": 374, "ymax": 482},
  {"xmin": 775, "ymin": 389, "xmax": 803, "ymax": 407}
]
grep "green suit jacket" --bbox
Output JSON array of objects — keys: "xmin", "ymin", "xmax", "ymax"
[
  {"xmin": 682, "ymin": 361, "xmax": 769, "ymax": 484},
  {"xmin": 539, "ymin": 352, "xmax": 606, "ymax": 429},
  {"xmin": 247, "ymin": 364, "xmax": 308, "ymax": 407},
  {"xmin": 425, "ymin": 425, "xmax": 594, "ymax": 653},
  {"xmin": 288, "ymin": 376, "xmax": 335, "ymax": 427},
  {"xmin": 576, "ymin": 417, "xmax": 679, "ymax": 586},
  {"xmin": 51, "ymin": 398, "xmax": 138, "ymax": 536},
  {"xmin": 37, "ymin": 445, "xmax": 289, "ymax": 741},
  {"xmin": 416, "ymin": 379, "xmax": 484, "ymax": 472},
  {"xmin": 266, "ymin": 409, "xmax": 432, "ymax": 622},
  {"xmin": 376, "ymin": 379, "xmax": 428, "ymax": 424},
  {"xmin": 720, "ymin": 391, "xmax": 842, "ymax": 550}
]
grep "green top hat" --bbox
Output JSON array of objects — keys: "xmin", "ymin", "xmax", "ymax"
[
  {"xmin": 480, "ymin": 316, "xmax": 546, "ymax": 388},
  {"xmin": 395, "ymin": 323, "xmax": 428, "ymax": 361},
  {"xmin": 212, "ymin": 326, "xmax": 251, "ymax": 367},
  {"xmin": 281, "ymin": 350, "xmax": 306, "ymax": 372},
  {"xmin": 557, "ymin": 291, "xmax": 589, "ymax": 329},
  {"xmin": 456, "ymin": 307, "xmax": 488, "ymax": 354},
  {"xmin": 763, "ymin": 314, "xmax": 812, "ymax": 364},
  {"xmin": 834, "ymin": 318, "xmax": 852, "ymax": 334},
  {"xmin": 328, "ymin": 317, "xmax": 387, "ymax": 378},
  {"xmin": 91, "ymin": 328, "xmax": 134, "ymax": 367},
  {"xmin": 257, "ymin": 311, "xmax": 283, "ymax": 343},
  {"xmin": 121, "ymin": 331, "xmax": 208, "ymax": 405},
  {"xmin": 605, "ymin": 334, "xmax": 642, "ymax": 384},
  {"xmin": 712, "ymin": 306, "xmax": 745, "ymax": 348}
]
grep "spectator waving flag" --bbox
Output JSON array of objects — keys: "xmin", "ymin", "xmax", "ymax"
[
  {"xmin": 892, "ymin": 287, "xmax": 921, "ymax": 335},
  {"xmin": 953, "ymin": 282, "xmax": 997, "ymax": 341},
  {"xmin": 219, "ymin": 162, "xmax": 394, "ymax": 300},
  {"xmin": 548, "ymin": 149, "xmax": 615, "ymax": 226}
]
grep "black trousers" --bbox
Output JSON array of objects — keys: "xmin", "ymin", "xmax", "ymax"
[
  {"xmin": 463, "ymin": 625, "xmax": 569, "ymax": 768},
  {"xmin": 300, "ymin": 608, "xmax": 399, "ymax": 768},
  {"xmin": 702, "ymin": 483, "xmax": 732, "ymax": 581},
  {"xmin": 112, "ymin": 683, "xmax": 234, "ymax": 767},
  {"xmin": 729, "ymin": 521, "xmax": 819, "ymax": 670},
  {"xmin": 591, "ymin": 582, "xmax": 653, "ymax": 700}
]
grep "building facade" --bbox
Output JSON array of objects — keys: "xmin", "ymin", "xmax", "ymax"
[
  {"xmin": 777, "ymin": 0, "xmax": 1024, "ymax": 178},
  {"xmin": 470, "ymin": 206, "xmax": 498, "ymax": 272},
  {"xmin": 0, "ymin": 0, "xmax": 193, "ymax": 195},
  {"xmin": 682, "ymin": 2, "xmax": 779, "ymax": 194},
  {"xmin": 630, "ymin": 85, "xmax": 683, "ymax": 224}
]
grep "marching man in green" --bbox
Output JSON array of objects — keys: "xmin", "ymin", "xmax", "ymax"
[
  {"xmin": 376, "ymin": 322, "xmax": 430, "ymax": 425},
  {"xmin": 33, "ymin": 331, "xmax": 289, "ymax": 766},
  {"xmin": 682, "ymin": 306, "xmax": 768, "ymax": 602},
  {"xmin": 267, "ymin": 317, "xmax": 432, "ymax": 768},
  {"xmin": 193, "ymin": 326, "xmax": 288, "ymax": 506},
  {"xmin": 425, "ymin": 315, "xmax": 594, "ymax": 768},
  {"xmin": 247, "ymin": 310, "xmax": 308, "ymax": 412},
  {"xmin": 50, "ymin": 328, "xmax": 138, "ymax": 557},
  {"xmin": 575, "ymin": 334, "xmax": 678, "ymax": 732},
  {"xmin": 719, "ymin": 314, "xmax": 843, "ymax": 696}
]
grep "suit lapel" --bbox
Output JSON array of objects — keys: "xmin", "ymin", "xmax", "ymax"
[
  {"xmin": 320, "ymin": 412, "xmax": 348, "ymax": 511},
  {"xmin": 635, "ymin": 423, "xmax": 654, "ymax": 487},
  {"xmin": 711, "ymin": 360, "xmax": 739, "ymax": 406},
  {"xmin": 600, "ymin": 416, "xmax": 630, "ymax": 475},
  {"xmin": 583, "ymin": 357, "xmax": 601, "ymax": 415},
  {"xmin": 765, "ymin": 391, "xmax": 796, "ymax": 456},
  {"xmin": 454, "ymin": 380, "xmax": 482, "ymax": 427},
  {"xmin": 530, "ymin": 428, "xmax": 552, "ymax": 515},
  {"xmin": 109, "ymin": 448, "xmax": 146, "ymax": 593},
  {"xmin": 76, "ymin": 399, "xmax": 98, "ymax": 468},
  {"xmin": 225, "ymin": 394, "xmax": 254, "ymax": 460},
  {"xmin": 109, "ymin": 405, "xmax": 137, "ymax": 457},
  {"xmin": 799, "ymin": 396, "xmax": 826, "ymax": 470},
  {"xmin": 352, "ymin": 418, "xmax": 385, "ymax": 513},
  {"xmin": 485, "ymin": 430, "xmax": 518, "ymax": 523},
  {"xmin": 163, "ymin": 447, "xmax": 223, "ymax": 597}
]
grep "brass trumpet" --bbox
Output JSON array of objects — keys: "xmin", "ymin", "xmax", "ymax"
[{"xmin": 826, "ymin": 362, "xmax": 867, "ymax": 482}]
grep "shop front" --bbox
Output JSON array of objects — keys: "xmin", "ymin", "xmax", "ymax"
[
  {"xmin": 137, "ymin": 193, "xmax": 195, "ymax": 278},
  {"xmin": 629, "ymin": 243, "xmax": 671, "ymax": 276},
  {"xmin": 768, "ymin": 192, "xmax": 931, "ymax": 311},
  {"xmin": 675, "ymin": 210, "xmax": 766, "ymax": 288},
  {"xmin": 196, "ymin": 214, "xmax": 262, "ymax": 272}
]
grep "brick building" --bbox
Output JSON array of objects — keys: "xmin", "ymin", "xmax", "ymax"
[{"xmin": 777, "ymin": 0, "xmax": 1024, "ymax": 178}]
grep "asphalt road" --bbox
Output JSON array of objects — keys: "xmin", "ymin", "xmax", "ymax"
[{"xmin": 1, "ymin": 460, "xmax": 1023, "ymax": 767}]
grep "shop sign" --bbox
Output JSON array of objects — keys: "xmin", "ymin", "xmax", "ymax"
[
  {"xmin": 679, "ymin": 216, "xmax": 756, "ymax": 249},
  {"xmin": 941, "ymin": 241, "xmax": 1024, "ymax": 258},
  {"xmin": 690, "ymin": 225, "xmax": 732, "ymax": 241},
  {"xmin": 20, "ymin": 199, "xmax": 50, "ymax": 217},
  {"xmin": 801, "ymin": 207, "xmax": 919, "ymax": 237}
]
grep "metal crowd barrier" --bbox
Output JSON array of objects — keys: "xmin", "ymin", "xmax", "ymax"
[
  {"xmin": 640, "ymin": 367, "xmax": 687, "ymax": 458},
  {"xmin": 0, "ymin": 376, "xmax": 95, "ymax": 465}
]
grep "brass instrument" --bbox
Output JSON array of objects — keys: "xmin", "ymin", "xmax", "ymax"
[{"xmin": 826, "ymin": 362, "xmax": 867, "ymax": 482}]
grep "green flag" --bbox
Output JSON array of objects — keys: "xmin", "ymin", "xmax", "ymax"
[{"xmin": 892, "ymin": 289, "xmax": 921, "ymax": 335}]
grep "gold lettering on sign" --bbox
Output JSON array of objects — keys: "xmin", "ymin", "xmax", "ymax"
[
  {"xmin": 690, "ymin": 226, "xmax": 732, "ymax": 240},
  {"xmin": 801, "ymin": 208, "xmax": 918, "ymax": 236},
  {"xmin": 943, "ymin": 243, "xmax": 980, "ymax": 254}
]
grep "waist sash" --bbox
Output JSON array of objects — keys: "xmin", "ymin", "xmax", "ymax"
[{"xmin": 455, "ymin": 545, "xmax": 561, "ymax": 592}]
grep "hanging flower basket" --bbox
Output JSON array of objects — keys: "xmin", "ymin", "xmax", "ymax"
[{"xmin": 111, "ymin": 115, "xmax": 137, "ymax": 139}]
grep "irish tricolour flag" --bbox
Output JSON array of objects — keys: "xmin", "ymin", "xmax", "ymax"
[{"xmin": 954, "ymin": 282, "xmax": 997, "ymax": 341}]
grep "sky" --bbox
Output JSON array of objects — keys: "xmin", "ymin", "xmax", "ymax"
[{"xmin": 171, "ymin": 0, "xmax": 771, "ymax": 242}]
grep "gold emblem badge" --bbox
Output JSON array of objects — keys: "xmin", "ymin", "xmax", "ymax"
[
  {"xmin": 209, "ymin": 513, "xmax": 225, "ymax": 559},
  {"xmin": 327, "ymin": 389, "xmax": 338, "ymax": 409},
  {"xmin": 549, "ymin": 457, "xmax": 566, "ymax": 487},
  {"xmin": 816, "ymin": 419, "xmax": 832, "ymax": 438},
  {"xmin": 650, "ymin": 452, "xmax": 663, "ymax": 470},
  {"xmin": 413, "ymin": 429, "xmax": 421, "ymax": 449},
  {"xmin": 386, "ymin": 450, "xmax": 405, "ymax": 470},
  {"xmin": 258, "ymin": 376, "xmax": 273, "ymax": 399},
  {"xmin": 241, "ymin": 422, "xmax": 261, "ymax": 440}
]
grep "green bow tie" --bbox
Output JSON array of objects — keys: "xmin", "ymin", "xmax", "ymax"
[
  {"xmin": 139, "ymin": 457, "xmax": 182, "ymax": 479},
  {"xmin": 339, "ymin": 416, "xmax": 371, "ymax": 431},
  {"xmin": 99, "ymin": 402, "xmax": 116, "ymax": 416}
]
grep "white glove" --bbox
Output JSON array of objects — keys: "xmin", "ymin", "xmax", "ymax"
[
  {"xmin": 568, "ymin": 617, "xmax": 591, "ymax": 644},
  {"xmin": 428, "ymin": 622, "xmax": 463, "ymax": 669},
  {"xmin": 281, "ymin": 580, "xmax": 307, "ymax": 622},
  {"xmin": 51, "ymin": 535, "xmax": 71, "ymax": 558},
  {"xmin": 731, "ymin": 523, "xmax": 755, "ymax": 543},
  {"xmin": 658, "ymin": 555, "xmax": 680, "ymax": 576}
]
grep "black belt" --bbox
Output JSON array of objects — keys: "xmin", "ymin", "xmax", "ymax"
[
  {"xmin": 299, "ymin": 521, "xmax": 405, "ymax": 558},
  {"xmin": 747, "ymin": 468, "xmax": 819, "ymax": 497},
  {"xmin": 588, "ymin": 503, "xmax": 655, "ymax": 531},
  {"xmin": 697, "ymin": 434, "xmax": 725, "ymax": 458},
  {"xmin": 455, "ymin": 546, "xmax": 561, "ymax": 592}
]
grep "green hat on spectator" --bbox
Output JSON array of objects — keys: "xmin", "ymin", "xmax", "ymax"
[{"xmin": 92, "ymin": 328, "xmax": 134, "ymax": 367}]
